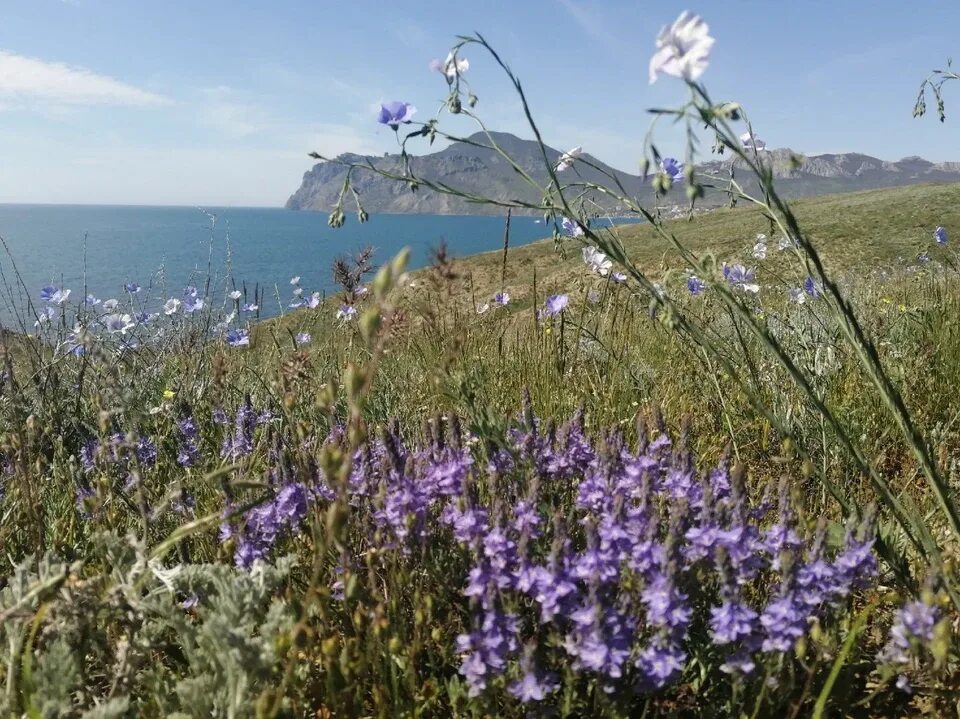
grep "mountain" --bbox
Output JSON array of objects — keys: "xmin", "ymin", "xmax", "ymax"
[{"xmin": 285, "ymin": 132, "xmax": 960, "ymax": 215}]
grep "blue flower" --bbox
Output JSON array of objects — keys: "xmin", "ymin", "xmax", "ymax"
[
  {"xmin": 722, "ymin": 264, "xmax": 759, "ymax": 293},
  {"xmin": 660, "ymin": 157, "xmax": 684, "ymax": 184},
  {"xmin": 687, "ymin": 275, "xmax": 706, "ymax": 295},
  {"xmin": 803, "ymin": 276, "xmax": 819, "ymax": 298},
  {"xmin": 124, "ymin": 283, "xmax": 141, "ymax": 294},
  {"xmin": 544, "ymin": 294, "xmax": 569, "ymax": 316},
  {"xmin": 377, "ymin": 101, "xmax": 417, "ymax": 130},
  {"xmin": 934, "ymin": 226, "xmax": 948, "ymax": 245},
  {"xmin": 225, "ymin": 328, "xmax": 249, "ymax": 347},
  {"xmin": 336, "ymin": 304, "xmax": 357, "ymax": 321},
  {"xmin": 295, "ymin": 332, "xmax": 312, "ymax": 346},
  {"xmin": 494, "ymin": 291, "xmax": 510, "ymax": 306},
  {"xmin": 40, "ymin": 286, "xmax": 71, "ymax": 305},
  {"xmin": 560, "ymin": 217, "xmax": 584, "ymax": 237}
]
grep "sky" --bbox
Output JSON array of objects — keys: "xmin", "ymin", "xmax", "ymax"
[{"xmin": 0, "ymin": 0, "xmax": 958, "ymax": 207}]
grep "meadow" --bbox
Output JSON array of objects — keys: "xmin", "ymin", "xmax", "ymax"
[{"xmin": 2, "ymin": 13, "xmax": 960, "ymax": 718}]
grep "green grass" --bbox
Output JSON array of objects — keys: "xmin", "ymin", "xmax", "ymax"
[{"xmin": 2, "ymin": 183, "xmax": 959, "ymax": 717}]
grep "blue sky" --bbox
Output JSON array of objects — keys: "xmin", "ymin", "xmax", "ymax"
[{"xmin": 1, "ymin": 0, "xmax": 958, "ymax": 206}]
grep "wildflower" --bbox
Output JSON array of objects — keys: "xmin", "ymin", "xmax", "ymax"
[
  {"xmin": 687, "ymin": 275, "xmax": 706, "ymax": 295},
  {"xmin": 879, "ymin": 599, "xmax": 940, "ymax": 666},
  {"xmin": 476, "ymin": 303, "xmax": 490, "ymax": 314},
  {"xmin": 225, "ymin": 328, "xmax": 250, "ymax": 348},
  {"xmin": 429, "ymin": 51, "xmax": 469, "ymax": 83},
  {"xmin": 723, "ymin": 264, "xmax": 759, "ymax": 293},
  {"xmin": 561, "ymin": 217, "xmax": 584, "ymax": 237},
  {"xmin": 102, "ymin": 298, "xmax": 119, "ymax": 311},
  {"xmin": 103, "ymin": 313, "xmax": 135, "ymax": 334},
  {"xmin": 40, "ymin": 286, "xmax": 71, "ymax": 305},
  {"xmin": 544, "ymin": 294, "xmax": 569, "ymax": 316},
  {"xmin": 710, "ymin": 601, "xmax": 759, "ymax": 645},
  {"xmin": 34, "ymin": 307, "xmax": 56, "ymax": 328},
  {"xmin": 292, "ymin": 286, "xmax": 304, "ymax": 297},
  {"xmin": 84, "ymin": 294, "xmax": 101, "ymax": 306},
  {"xmin": 611, "ymin": 271, "xmax": 627, "ymax": 283},
  {"xmin": 295, "ymin": 332, "xmax": 312, "ymax": 346},
  {"xmin": 918, "ymin": 252, "xmax": 930, "ymax": 264},
  {"xmin": 803, "ymin": 276, "xmax": 820, "ymax": 298},
  {"xmin": 163, "ymin": 298, "xmax": 181, "ymax": 315},
  {"xmin": 555, "ymin": 146, "xmax": 582, "ymax": 172},
  {"xmin": 649, "ymin": 11, "xmax": 714, "ymax": 83},
  {"xmin": 183, "ymin": 294, "xmax": 203, "ymax": 314},
  {"xmin": 228, "ymin": 290, "xmax": 242, "ymax": 300},
  {"xmin": 290, "ymin": 276, "xmax": 301, "ymax": 285},
  {"xmin": 241, "ymin": 302, "xmax": 259, "ymax": 313},
  {"xmin": 740, "ymin": 131, "xmax": 767, "ymax": 151},
  {"xmin": 934, "ymin": 226, "xmax": 948, "ymax": 245},
  {"xmin": 356, "ymin": 286, "xmax": 369, "ymax": 296},
  {"xmin": 778, "ymin": 235, "xmax": 797, "ymax": 251},
  {"xmin": 582, "ymin": 246, "xmax": 612, "ymax": 276},
  {"xmin": 306, "ymin": 291, "xmax": 322, "ymax": 309},
  {"xmin": 377, "ymin": 101, "xmax": 417, "ymax": 130},
  {"xmin": 752, "ymin": 234, "xmax": 768, "ymax": 259},
  {"xmin": 660, "ymin": 157, "xmax": 684, "ymax": 184},
  {"xmin": 162, "ymin": 388, "xmax": 175, "ymax": 400},
  {"xmin": 896, "ymin": 674, "xmax": 912, "ymax": 694},
  {"xmin": 337, "ymin": 304, "xmax": 358, "ymax": 321},
  {"xmin": 124, "ymin": 283, "xmax": 141, "ymax": 293},
  {"xmin": 508, "ymin": 661, "xmax": 560, "ymax": 703},
  {"xmin": 788, "ymin": 287, "xmax": 806, "ymax": 304},
  {"xmin": 494, "ymin": 291, "xmax": 510, "ymax": 306}
]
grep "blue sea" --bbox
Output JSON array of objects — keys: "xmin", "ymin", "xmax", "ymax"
[{"xmin": 0, "ymin": 204, "xmax": 566, "ymax": 325}]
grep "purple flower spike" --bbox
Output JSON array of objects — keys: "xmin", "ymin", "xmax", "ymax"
[{"xmin": 377, "ymin": 101, "xmax": 417, "ymax": 130}]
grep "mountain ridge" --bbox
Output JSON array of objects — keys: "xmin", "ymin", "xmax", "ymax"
[{"xmin": 286, "ymin": 132, "xmax": 960, "ymax": 215}]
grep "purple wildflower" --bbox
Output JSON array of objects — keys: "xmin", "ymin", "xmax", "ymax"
[
  {"xmin": 659, "ymin": 157, "xmax": 684, "ymax": 184},
  {"xmin": 544, "ymin": 294, "xmax": 569, "ymax": 316},
  {"xmin": 687, "ymin": 275, "xmax": 706, "ymax": 295},
  {"xmin": 934, "ymin": 226, "xmax": 948, "ymax": 245},
  {"xmin": 377, "ymin": 101, "xmax": 417, "ymax": 130}
]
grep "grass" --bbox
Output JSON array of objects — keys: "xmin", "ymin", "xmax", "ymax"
[{"xmin": 1, "ymin": 182, "xmax": 959, "ymax": 716}]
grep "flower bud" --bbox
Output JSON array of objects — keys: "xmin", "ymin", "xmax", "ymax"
[{"xmin": 359, "ymin": 308, "xmax": 382, "ymax": 345}]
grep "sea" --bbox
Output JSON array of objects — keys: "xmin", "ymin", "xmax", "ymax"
[{"xmin": 0, "ymin": 204, "xmax": 576, "ymax": 326}]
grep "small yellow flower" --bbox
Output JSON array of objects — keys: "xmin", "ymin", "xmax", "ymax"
[
  {"xmin": 898, "ymin": 304, "xmax": 907, "ymax": 312},
  {"xmin": 882, "ymin": 297, "xmax": 892, "ymax": 305},
  {"xmin": 162, "ymin": 389, "xmax": 175, "ymax": 400},
  {"xmin": 545, "ymin": 327, "xmax": 552, "ymax": 335}
]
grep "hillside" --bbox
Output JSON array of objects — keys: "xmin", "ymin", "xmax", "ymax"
[{"xmin": 286, "ymin": 132, "xmax": 960, "ymax": 215}]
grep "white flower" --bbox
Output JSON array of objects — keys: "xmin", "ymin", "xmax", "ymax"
[
  {"xmin": 228, "ymin": 290, "xmax": 242, "ymax": 300},
  {"xmin": 102, "ymin": 298, "xmax": 119, "ymax": 312},
  {"xmin": 163, "ymin": 298, "xmax": 181, "ymax": 315},
  {"xmin": 431, "ymin": 51, "xmax": 469, "ymax": 82},
  {"xmin": 104, "ymin": 313, "xmax": 135, "ymax": 334},
  {"xmin": 649, "ymin": 11, "xmax": 714, "ymax": 83},
  {"xmin": 555, "ymin": 146, "xmax": 582, "ymax": 172},
  {"xmin": 740, "ymin": 131, "xmax": 767, "ymax": 151},
  {"xmin": 752, "ymin": 234, "xmax": 768, "ymax": 260},
  {"xmin": 51, "ymin": 288, "xmax": 71, "ymax": 305},
  {"xmin": 778, "ymin": 235, "xmax": 797, "ymax": 251},
  {"xmin": 476, "ymin": 303, "xmax": 490, "ymax": 314},
  {"xmin": 290, "ymin": 276, "xmax": 301, "ymax": 285},
  {"xmin": 582, "ymin": 246, "xmax": 612, "ymax": 276},
  {"xmin": 292, "ymin": 286, "xmax": 303, "ymax": 297}
]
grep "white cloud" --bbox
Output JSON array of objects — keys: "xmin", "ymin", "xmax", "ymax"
[
  {"xmin": 0, "ymin": 50, "xmax": 170, "ymax": 106},
  {"xmin": 197, "ymin": 86, "xmax": 266, "ymax": 137}
]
